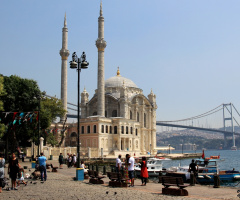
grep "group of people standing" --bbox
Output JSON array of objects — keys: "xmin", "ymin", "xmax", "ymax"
[
  {"xmin": 116, "ymin": 154, "xmax": 149, "ymax": 187},
  {"xmin": 0, "ymin": 152, "xmax": 37, "ymax": 192}
]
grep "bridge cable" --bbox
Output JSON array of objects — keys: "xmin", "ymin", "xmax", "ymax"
[{"xmin": 159, "ymin": 104, "xmax": 223, "ymax": 122}]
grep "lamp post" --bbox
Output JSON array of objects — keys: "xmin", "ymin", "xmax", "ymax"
[
  {"xmin": 35, "ymin": 95, "xmax": 41, "ymax": 156},
  {"xmin": 168, "ymin": 144, "xmax": 171, "ymax": 154},
  {"xmin": 70, "ymin": 51, "xmax": 89, "ymax": 180}
]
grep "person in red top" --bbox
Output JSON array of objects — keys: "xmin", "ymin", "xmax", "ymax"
[{"xmin": 140, "ymin": 157, "xmax": 148, "ymax": 186}]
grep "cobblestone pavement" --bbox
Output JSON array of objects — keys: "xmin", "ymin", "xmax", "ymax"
[{"xmin": 1, "ymin": 160, "xmax": 239, "ymax": 200}]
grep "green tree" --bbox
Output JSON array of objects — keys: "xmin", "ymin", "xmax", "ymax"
[
  {"xmin": 0, "ymin": 75, "xmax": 66, "ymax": 151},
  {"xmin": 0, "ymin": 75, "xmax": 6, "ymax": 138},
  {"xmin": 40, "ymin": 96, "xmax": 66, "ymax": 147}
]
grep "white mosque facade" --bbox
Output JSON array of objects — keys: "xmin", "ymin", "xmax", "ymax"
[{"xmin": 61, "ymin": 3, "xmax": 158, "ymax": 157}]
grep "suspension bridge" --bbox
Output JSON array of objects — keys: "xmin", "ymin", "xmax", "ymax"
[
  {"xmin": 44, "ymin": 94, "xmax": 240, "ymax": 149},
  {"xmin": 156, "ymin": 103, "xmax": 240, "ymax": 150}
]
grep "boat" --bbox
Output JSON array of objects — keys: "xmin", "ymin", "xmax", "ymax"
[
  {"xmin": 135, "ymin": 157, "xmax": 171, "ymax": 177},
  {"xmin": 167, "ymin": 159, "xmax": 240, "ymax": 184},
  {"xmin": 195, "ymin": 159, "xmax": 240, "ymax": 183}
]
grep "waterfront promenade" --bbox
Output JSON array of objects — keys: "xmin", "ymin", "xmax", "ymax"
[{"xmin": 1, "ymin": 160, "xmax": 239, "ymax": 200}]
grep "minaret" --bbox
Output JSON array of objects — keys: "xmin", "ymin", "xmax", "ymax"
[
  {"xmin": 59, "ymin": 13, "xmax": 70, "ymax": 122},
  {"xmin": 96, "ymin": 1, "xmax": 107, "ymax": 117}
]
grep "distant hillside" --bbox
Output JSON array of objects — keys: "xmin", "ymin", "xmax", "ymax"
[{"xmin": 156, "ymin": 126, "xmax": 240, "ymax": 150}]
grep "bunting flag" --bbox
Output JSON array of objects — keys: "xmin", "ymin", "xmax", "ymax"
[{"xmin": 0, "ymin": 111, "xmax": 40, "ymax": 129}]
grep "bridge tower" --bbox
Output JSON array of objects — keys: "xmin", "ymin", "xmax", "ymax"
[{"xmin": 223, "ymin": 103, "xmax": 236, "ymax": 150}]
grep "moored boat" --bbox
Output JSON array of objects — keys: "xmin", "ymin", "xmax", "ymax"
[
  {"xmin": 135, "ymin": 157, "xmax": 171, "ymax": 177},
  {"xmin": 166, "ymin": 158, "xmax": 240, "ymax": 184}
]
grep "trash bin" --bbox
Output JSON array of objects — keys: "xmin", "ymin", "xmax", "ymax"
[
  {"xmin": 50, "ymin": 155, "xmax": 53, "ymax": 160},
  {"xmin": 31, "ymin": 161, "xmax": 36, "ymax": 169}
]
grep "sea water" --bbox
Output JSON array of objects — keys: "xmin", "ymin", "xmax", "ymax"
[{"xmin": 158, "ymin": 150, "xmax": 240, "ymax": 187}]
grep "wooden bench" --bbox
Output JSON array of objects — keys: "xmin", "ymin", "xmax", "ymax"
[
  {"xmin": 107, "ymin": 172, "xmax": 130, "ymax": 187},
  {"xmin": 51, "ymin": 164, "xmax": 58, "ymax": 172},
  {"xmin": 161, "ymin": 177, "xmax": 189, "ymax": 196},
  {"xmin": 46, "ymin": 163, "xmax": 51, "ymax": 169},
  {"xmin": 88, "ymin": 170, "xmax": 105, "ymax": 184}
]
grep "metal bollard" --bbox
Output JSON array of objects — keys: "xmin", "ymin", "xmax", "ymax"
[
  {"xmin": 121, "ymin": 167, "xmax": 124, "ymax": 176},
  {"xmin": 111, "ymin": 165, "xmax": 114, "ymax": 172},
  {"xmin": 190, "ymin": 172, "xmax": 195, "ymax": 186},
  {"xmin": 96, "ymin": 165, "xmax": 99, "ymax": 173},
  {"xmin": 103, "ymin": 165, "xmax": 106, "ymax": 175},
  {"xmin": 213, "ymin": 174, "xmax": 220, "ymax": 188}
]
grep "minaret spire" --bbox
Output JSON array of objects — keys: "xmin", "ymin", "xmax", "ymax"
[
  {"xmin": 100, "ymin": 0, "xmax": 103, "ymax": 16},
  {"xmin": 64, "ymin": 12, "xmax": 67, "ymax": 27},
  {"xmin": 60, "ymin": 13, "xmax": 70, "ymax": 122},
  {"xmin": 96, "ymin": 1, "xmax": 107, "ymax": 117}
]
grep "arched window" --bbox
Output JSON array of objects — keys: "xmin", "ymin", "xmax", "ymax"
[
  {"xmin": 112, "ymin": 110, "xmax": 117, "ymax": 117},
  {"xmin": 110, "ymin": 126, "xmax": 112, "ymax": 134},
  {"xmin": 130, "ymin": 127, "xmax": 133, "ymax": 134},
  {"xmin": 137, "ymin": 112, "xmax": 139, "ymax": 122},
  {"xmin": 94, "ymin": 125, "xmax": 97, "ymax": 133},
  {"xmin": 106, "ymin": 125, "xmax": 108, "ymax": 133},
  {"xmin": 87, "ymin": 125, "xmax": 90, "ymax": 133},
  {"xmin": 121, "ymin": 126, "xmax": 124, "ymax": 134},
  {"xmin": 126, "ymin": 126, "xmax": 129, "ymax": 134},
  {"xmin": 136, "ymin": 128, "xmax": 138, "ymax": 136},
  {"xmin": 81, "ymin": 126, "xmax": 84, "ymax": 134},
  {"xmin": 102, "ymin": 125, "xmax": 104, "ymax": 133},
  {"xmin": 114, "ymin": 126, "xmax": 118, "ymax": 134},
  {"xmin": 130, "ymin": 111, "xmax": 132, "ymax": 119}
]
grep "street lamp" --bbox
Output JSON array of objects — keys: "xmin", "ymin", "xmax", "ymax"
[
  {"xmin": 34, "ymin": 95, "xmax": 41, "ymax": 156},
  {"xmin": 70, "ymin": 51, "xmax": 89, "ymax": 180},
  {"xmin": 168, "ymin": 144, "xmax": 171, "ymax": 154}
]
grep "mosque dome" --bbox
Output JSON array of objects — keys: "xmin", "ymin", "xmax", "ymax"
[{"xmin": 105, "ymin": 67, "xmax": 138, "ymax": 88}]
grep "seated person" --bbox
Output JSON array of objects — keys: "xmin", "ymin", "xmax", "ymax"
[{"xmin": 80, "ymin": 161, "xmax": 88, "ymax": 173}]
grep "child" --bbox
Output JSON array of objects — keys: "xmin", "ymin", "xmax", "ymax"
[{"xmin": 18, "ymin": 168, "xmax": 27, "ymax": 186}]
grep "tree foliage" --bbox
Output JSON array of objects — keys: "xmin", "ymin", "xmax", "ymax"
[
  {"xmin": 0, "ymin": 75, "xmax": 6, "ymax": 138},
  {"xmin": 0, "ymin": 75, "xmax": 66, "ymax": 151}
]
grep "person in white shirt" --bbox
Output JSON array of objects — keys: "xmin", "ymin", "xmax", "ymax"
[
  {"xmin": 127, "ymin": 154, "xmax": 135, "ymax": 187},
  {"xmin": 116, "ymin": 155, "xmax": 122, "ymax": 173}
]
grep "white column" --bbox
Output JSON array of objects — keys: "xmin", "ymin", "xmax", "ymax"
[{"xmin": 40, "ymin": 137, "xmax": 44, "ymax": 153}]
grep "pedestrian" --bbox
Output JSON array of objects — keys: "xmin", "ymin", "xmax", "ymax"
[
  {"xmin": 80, "ymin": 161, "xmax": 88, "ymax": 173},
  {"xmin": 38, "ymin": 152, "xmax": 47, "ymax": 181},
  {"xmin": 127, "ymin": 154, "xmax": 135, "ymax": 187},
  {"xmin": 59, "ymin": 153, "xmax": 63, "ymax": 169},
  {"xmin": 116, "ymin": 154, "xmax": 122, "ymax": 173},
  {"xmin": 22, "ymin": 153, "xmax": 24, "ymax": 162},
  {"xmin": 72, "ymin": 154, "xmax": 76, "ymax": 167},
  {"xmin": 8, "ymin": 153, "xmax": 20, "ymax": 190},
  {"xmin": 189, "ymin": 159, "xmax": 198, "ymax": 176},
  {"xmin": 68, "ymin": 154, "xmax": 72, "ymax": 168},
  {"xmin": 140, "ymin": 157, "xmax": 148, "ymax": 186},
  {"xmin": 17, "ymin": 168, "xmax": 27, "ymax": 186},
  {"xmin": 0, "ymin": 153, "xmax": 5, "ymax": 193},
  {"xmin": 123, "ymin": 155, "xmax": 130, "ymax": 184}
]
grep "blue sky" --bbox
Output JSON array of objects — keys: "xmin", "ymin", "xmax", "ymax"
[{"xmin": 1, "ymin": 0, "xmax": 240, "ymax": 126}]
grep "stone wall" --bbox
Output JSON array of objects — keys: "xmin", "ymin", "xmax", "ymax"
[{"xmin": 25, "ymin": 146, "xmax": 99, "ymax": 160}]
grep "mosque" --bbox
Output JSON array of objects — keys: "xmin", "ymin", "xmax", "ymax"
[{"xmin": 57, "ymin": 3, "xmax": 158, "ymax": 158}]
